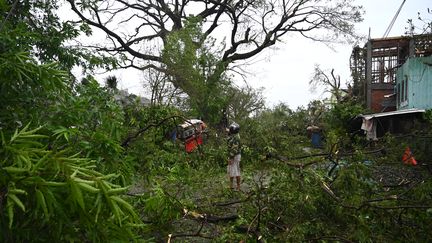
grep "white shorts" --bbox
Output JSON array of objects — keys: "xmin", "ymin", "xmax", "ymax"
[{"xmin": 227, "ymin": 154, "xmax": 241, "ymax": 177}]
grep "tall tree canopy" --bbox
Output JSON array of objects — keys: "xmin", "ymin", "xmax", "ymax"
[{"xmin": 66, "ymin": 0, "xmax": 363, "ymax": 93}]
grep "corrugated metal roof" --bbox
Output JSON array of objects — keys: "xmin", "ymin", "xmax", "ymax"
[{"xmin": 360, "ymin": 108, "xmax": 425, "ymax": 120}]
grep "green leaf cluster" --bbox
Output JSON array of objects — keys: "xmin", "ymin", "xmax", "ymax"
[
  {"xmin": 0, "ymin": 125, "xmax": 142, "ymax": 242},
  {"xmin": 162, "ymin": 17, "xmax": 230, "ymax": 124}
]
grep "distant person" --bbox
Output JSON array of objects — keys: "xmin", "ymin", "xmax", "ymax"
[{"xmin": 227, "ymin": 122, "xmax": 241, "ymax": 191}]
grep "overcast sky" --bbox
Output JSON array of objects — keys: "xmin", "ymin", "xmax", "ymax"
[{"xmin": 97, "ymin": 0, "xmax": 431, "ymax": 109}]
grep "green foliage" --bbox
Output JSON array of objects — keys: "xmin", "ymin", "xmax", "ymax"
[
  {"xmin": 162, "ymin": 17, "xmax": 230, "ymax": 124},
  {"xmin": 324, "ymin": 100, "xmax": 365, "ymax": 134},
  {"xmin": 163, "ymin": 17, "xmax": 205, "ymax": 87},
  {"xmin": 323, "ymin": 100, "xmax": 366, "ymax": 151},
  {"xmin": 0, "ymin": 0, "xmax": 118, "ymax": 70},
  {"xmin": 0, "ymin": 17, "xmax": 142, "ymax": 240},
  {"xmin": 49, "ymin": 78, "xmax": 126, "ymax": 169},
  {"xmin": 423, "ymin": 109, "xmax": 432, "ymax": 124},
  {"xmin": 242, "ymin": 103, "xmax": 309, "ymax": 159},
  {"xmin": 0, "ymin": 51, "xmax": 69, "ymax": 130},
  {"xmin": 0, "ymin": 53, "xmax": 130, "ymax": 178},
  {"xmin": 0, "ymin": 125, "xmax": 142, "ymax": 242},
  {"xmin": 227, "ymin": 85, "xmax": 266, "ymax": 124},
  {"xmin": 198, "ymin": 142, "xmax": 227, "ymax": 168},
  {"xmin": 142, "ymin": 185, "xmax": 183, "ymax": 225},
  {"xmin": 1, "ymin": 1, "xmax": 431, "ymax": 242},
  {"xmin": 230, "ymin": 155, "xmax": 432, "ymax": 242}
]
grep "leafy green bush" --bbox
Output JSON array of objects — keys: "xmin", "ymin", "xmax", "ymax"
[
  {"xmin": 324, "ymin": 100, "xmax": 365, "ymax": 135},
  {"xmin": 0, "ymin": 125, "xmax": 142, "ymax": 242}
]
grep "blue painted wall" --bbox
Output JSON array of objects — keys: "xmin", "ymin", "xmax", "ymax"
[{"xmin": 396, "ymin": 56, "xmax": 432, "ymax": 110}]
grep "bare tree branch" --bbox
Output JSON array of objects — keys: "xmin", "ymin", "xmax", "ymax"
[
  {"xmin": 67, "ymin": 0, "xmax": 162, "ymax": 62},
  {"xmin": 67, "ymin": 0, "xmax": 362, "ymax": 69}
]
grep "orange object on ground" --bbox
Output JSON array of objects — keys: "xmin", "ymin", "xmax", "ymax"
[
  {"xmin": 177, "ymin": 119, "xmax": 206, "ymax": 153},
  {"xmin": 184, "ymin": 134, "xmax": 203, "ymax": 153},
  {"xmin": 402, "ymin": 147, "xmax": 417, "ymax": 166}
]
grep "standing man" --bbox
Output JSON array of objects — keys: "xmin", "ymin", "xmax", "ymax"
[{"xmin": 227, "ymin": 122, "xmax": 241, "ymax": 191}]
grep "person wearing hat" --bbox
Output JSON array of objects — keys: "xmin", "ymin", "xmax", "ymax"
[{"xmin": 227, "ymin": 122, "xmax": 241, "ymax": 191}]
